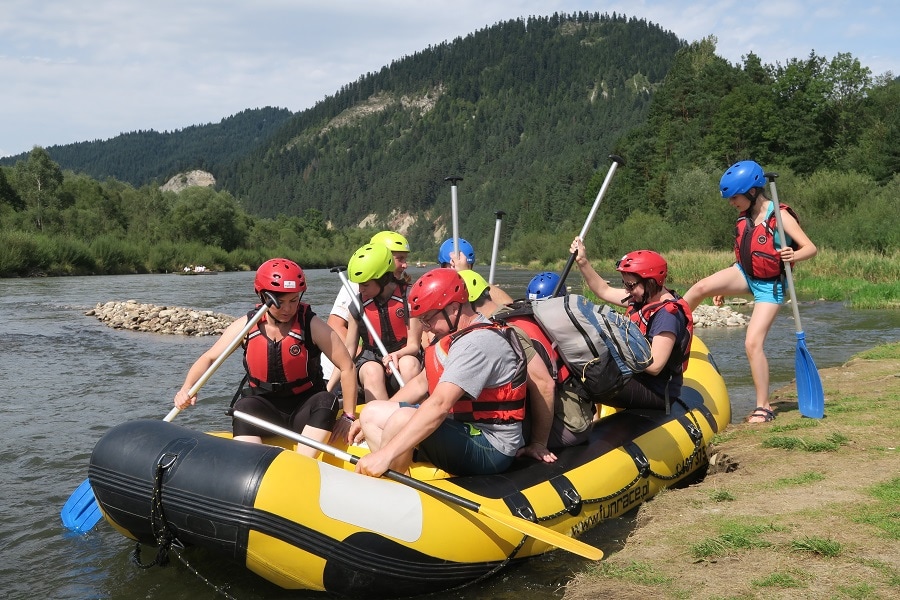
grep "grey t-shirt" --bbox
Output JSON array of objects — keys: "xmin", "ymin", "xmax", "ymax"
[{"xmin": 438, "ymin": 319, "xmax": 525, "ymax": 456}]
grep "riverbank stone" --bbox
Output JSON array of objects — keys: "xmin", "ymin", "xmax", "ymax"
[
  {"xmin": 86, "ymin": 300, "xmax": 235, "ymax": 336},
  {"xmin": 691, "ymin": 304, "xmax": 749, "ymax": 328}
]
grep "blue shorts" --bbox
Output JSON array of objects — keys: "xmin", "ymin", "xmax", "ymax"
[
  {"xmin": 406, "ymin": 412, "xmax": 515, "ymax": 476},
  {"xmin": 736, "ymin": 263, "xmax": 785, "ymax": 304}
]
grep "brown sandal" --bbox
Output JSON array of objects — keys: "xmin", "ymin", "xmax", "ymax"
[{"xmin": 746, "ymin": 407, "xmax": 776, "ymax": 423}]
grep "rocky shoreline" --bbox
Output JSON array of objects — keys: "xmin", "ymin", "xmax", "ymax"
[
  {"xmin": 87, "ymin": 299, "xmax": 748, "ymax": 336},
  {"xmin": 86, "ymin": 300, "xmax": 235, "ymax": 336},
  {"xmin": 691, "ymin": 302, "xmax": 749, "ymax": 327}
]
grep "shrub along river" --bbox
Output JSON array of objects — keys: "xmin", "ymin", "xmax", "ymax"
[{"xmin": 2, "ymin": 269, "xmax": 897, "ymax": 599}]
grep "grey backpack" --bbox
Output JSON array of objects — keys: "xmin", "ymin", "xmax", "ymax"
[{"xmin": 531, "ymin": 295, "xmax": 652, "ymax": 403}]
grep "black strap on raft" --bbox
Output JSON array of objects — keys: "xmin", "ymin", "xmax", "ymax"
[
  {"xmin": 548, "ymin": 474, "xmax": 583, "ymax": 516},
  {"xmin": 501, "ymin": 490, "xmax": 538, "ymax": 523}
]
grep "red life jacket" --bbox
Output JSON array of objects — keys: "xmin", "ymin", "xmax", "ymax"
[
  {"xmin": 243, "ymin": 303, "xmax": 322, "ymax": 396},
  {"xmin": 355, "ymin": 285, "xmax": 410, "ymax": 355},
  {"xmin": 424, "ymin": 323, "xmax": 527, "ymax": 424},
  {"xmin": 627, "ymin": 295, "xmax": 694, "ymax": 372},
  {"xmin": 734, "ymin": 202, "xmax": 799, "ymax": 280}
]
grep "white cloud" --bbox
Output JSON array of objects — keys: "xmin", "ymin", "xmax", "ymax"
[{"xmin": 1, "ymin": 0, "xmax": 897, "ymax": 157}]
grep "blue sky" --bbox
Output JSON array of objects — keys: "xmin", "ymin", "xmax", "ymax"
[{"xmin": 2, "ymin": 0, "xmax": 897, "ymax": 158}]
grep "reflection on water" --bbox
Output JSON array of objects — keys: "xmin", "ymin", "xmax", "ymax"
[{"xmin": 1, "ymin": 268, "xmax": 897, "ymax": 599}]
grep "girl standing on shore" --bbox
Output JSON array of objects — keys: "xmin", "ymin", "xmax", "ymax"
[{"xmin": 683, "ymin": 161, "xmax": 817, "ymax": 423}]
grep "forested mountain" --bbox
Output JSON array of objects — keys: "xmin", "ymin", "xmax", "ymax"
[
  {"xmin": 0, "ymin": 107, "xmax": 293, "ymax": 186},
  {"xmin": 222, "ymin": 13, "xmax": 684, "ymax": 252},
  {"xmin": 3, "ymin": 13, "xmax": 685, "ymax": 255}
]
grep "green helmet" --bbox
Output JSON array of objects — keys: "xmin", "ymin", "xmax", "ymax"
[
  {"xmin": 370, "ymin": 230, "xmax": 410, "ymax": 253},
  {"xmin": 461, "ymin": 270, "xmax": 490, "ymax": 303},
  {"xmin": 348, "ymin": 243, "xmax": 394, "ymax": 283}
]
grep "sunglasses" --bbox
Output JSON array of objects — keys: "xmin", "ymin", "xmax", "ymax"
[
  {"xmin": 622, "ymin": 280, "xmax": 640, "ymax": 291},
  {"xmin": 419, "ymin": 309, "xmax": 443, "ymax": 327}
]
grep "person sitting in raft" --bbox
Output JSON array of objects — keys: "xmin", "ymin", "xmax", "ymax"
[
  {"xmin": 461, "ymin": 270, "xmax": 558, "ymax": 463},
  {"xmin": 350, "ymin": 268, "xmax": 528, "ymax": 477},
  {"xmin": 570, "ymin": 239, "xmax": 693, "ymax": 411},
  {"xmin": 173, "ymin": 259, "xmax": 358, "ymax": 457},
  {"xmin": 345, "ymin": 243, "xmax": 423, "ymax": 403},
  {"xmin": 322, "ymin": 230, "xmax": 412, "ymax": 393},
  {"xmin": 526, "ymin": 271, "xmax": 564, "ymax": 300},
  {"xmin": 683, "ymin": 160, "xmax": 817, "ymax": 424},
  {"xmin": 438, "ymin": 237, "xmax": 514, "ymax": 305},
  {"xmin": 464, "ymin": 270, "xmax": 592, "ymax": 459}
]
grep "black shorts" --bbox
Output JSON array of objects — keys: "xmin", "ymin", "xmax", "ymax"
[{"xmin": 232, "ymin": 387, "xmax": 340, "ymax": 437}]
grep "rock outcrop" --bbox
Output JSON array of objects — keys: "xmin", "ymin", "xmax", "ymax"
[
  {"xmin": 692, "ymin": 304, "xmax": 749, "ymax": 328},
  {"xmin": 160, "ymin": 170, "xmax": 216, "ymax": 193},
  {"xmin": 87, "ymin": 300, "xmax": 234, "ymax": 336}
]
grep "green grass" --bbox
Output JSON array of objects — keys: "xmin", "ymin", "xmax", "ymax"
[
  {"xmin": 751, "ymin": 571, "xmax": 807, "ymax": 588},
  {"xmin": 854, "ymin": 342, "xmax": 900, "ymax": 360},
  {"xmin": 709, "ymin": 489, "xmax": 735, "ymax": 502},
  {"xmin": 586, "ymin": 560, "xmax": 673, "ymax": 586},
  {"xmin": 853, "ymin": 477, "xmax": 900, "ymax": 540},
  {"xmin": 772, "ymin": 471, "xmax": 826, "ymax": 489},
  {"xmin": 762, "ymin": 432, "xmax": 849, "ymax": 452},
  {"xmin": 690, "ymin": 521, "xmax": 781, "ymax": 559},
  {"xmin": 769, "ymin": 419, "xmax": 820, "ymax": 433},
  {"xmin": 836, "ymin": 583, "xmax": 879, "ymax": 598},
  {"xmin": 790, "ymin": 536, "xmax": 843, "ymax": 557}
]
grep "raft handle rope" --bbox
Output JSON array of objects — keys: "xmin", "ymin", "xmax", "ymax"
[
  {"xmin": 130, "ymin": 452, "xmax": 238, "ymax": 600},
  {"xmin": 534, "ymin": 404, "xmax": 708, "ymax": 524}
]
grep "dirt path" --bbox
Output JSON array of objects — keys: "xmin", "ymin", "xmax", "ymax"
[{"xmin": 564, "ymin": 356, "xmax": 900, "ymax": 600}]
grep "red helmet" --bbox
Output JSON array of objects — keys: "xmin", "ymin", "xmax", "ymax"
[
  {"xmin": 616, "ymin": 250, "xmax": 667, "ymax": 287},
  {"xmin": 254, "ymin": 258, "xmax": 306, "ymax": 294},
  {"xmin": 409, "ymin": 268, "xmax": 468, "ymax": 316}
]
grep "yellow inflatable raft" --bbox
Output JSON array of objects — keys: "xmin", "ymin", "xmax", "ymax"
[{"xmin": 89, "ymin": 337, "xmax": 729, "ymax": 598}]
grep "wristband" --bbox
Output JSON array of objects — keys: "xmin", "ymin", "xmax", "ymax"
[{"xmin": 342, "ymin": 412, "xmax": 356, "ymax": 423}]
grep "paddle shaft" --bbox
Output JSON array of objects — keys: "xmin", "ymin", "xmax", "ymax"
[
  {"xmin": 552, "ymin": 155, "xmax": 625, "ymax": 296},
  {"xmin": 488, "ymin": 210, "xmax": 506, "ymax": 284},
  {"xmin": 230, "ymin": 410, "xmax": 603, "ymax": 561},
  {"xmin": 765, "ymin": 174, "xmax": 803, "ymax": 331},
  {"xmin": 331, "ymin": 266, "xmax": 405, "ymax": 387},
  {"xmin": 445, "ymin": 176, "xmax": 463, "ymax": 259},
  {"xmin": 164, "ymin": 293, "xmax": 278, "ymax": 422}
]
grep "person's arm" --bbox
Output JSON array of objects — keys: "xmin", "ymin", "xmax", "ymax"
[
  {"xmin": 326, "ymin": 313, "xmax": 349, "ymax": 343},
  {"xmin": 570, "ymin": 237, "xmax": 627, "ymax": 307},
  {"xmin": 397, "ymin": 317, "xmax": 423, "ymax": 357},
  {"xmin": 780, "ymin": 208, "xmax": 818, "ymax": 263},
  {"xmin": 173, "ymin": 315, "xmax": 248, "ymax": 409},
  {"xmin": 489, "ymin": 285, "xmax": 515, "ymax": 305},
  {"xmin": 644, "ymin": 331, "xmax": 676, "ymax": 376},
  {"xmin": 517, "ymin": 354, "xmax": 558, "ymax": 463},
  {"xmin": 311, "ymin": 317, "xmax": 358, "ymax": 419},
  {"xmin": 354, "ymin": 380, "xmax": 463, "ymax": 477},
  {"xmin": 343, "ymin": 313, "xmax": 361, "ymax": 359},
  {"xmin": 388, "ymin": 368, "xmax": 429, "ymax": 404}
]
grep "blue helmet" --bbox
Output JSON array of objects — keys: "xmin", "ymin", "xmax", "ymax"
[
  {"xmin": 527, "ymin": 272, "xmax": 561, "ymax": 300},
  {"xmin": 719, "ymin": 160, "xmax": 765, "ymax": 198},
  {"xmin": 438, "ymin": 238, "xmax": 476, "ymax": 266}
]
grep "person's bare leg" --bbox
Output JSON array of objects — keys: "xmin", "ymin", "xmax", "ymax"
[{"xmin": 745, "ymin": 302, "xmax": 780, "ymax": 422}]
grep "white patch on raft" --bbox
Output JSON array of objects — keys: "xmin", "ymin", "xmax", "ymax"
[{"xmin": 317, "ymin": 461, "xmax": 424, "ymax": 542}]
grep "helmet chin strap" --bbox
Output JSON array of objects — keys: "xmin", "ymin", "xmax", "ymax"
[{"xmin": 442, "ymin": 303, "xmax": 463, "ymax": 333}]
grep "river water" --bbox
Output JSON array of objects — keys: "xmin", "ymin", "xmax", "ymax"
[{"xmin": 1, "ymin": 268, "xmax": 898, "ymax": 600}]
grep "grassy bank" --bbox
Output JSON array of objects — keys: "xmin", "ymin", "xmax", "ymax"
[
  {"xmin": 564, "ymin": 342, "xmax": 900, "ymax": 599},
  {"xmin": 556, "ymin": 249, "xmax": 900, "ymax": 310}
]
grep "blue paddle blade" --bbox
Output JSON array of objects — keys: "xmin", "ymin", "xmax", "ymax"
[
  {"xmin": 795, "ymin": 331, "xmax": 825, "ymax": 419},
  {"xmin": 61, "ymin": 478, "xmax": 103, "ymax": 533}
]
